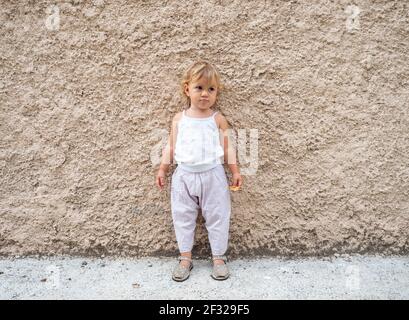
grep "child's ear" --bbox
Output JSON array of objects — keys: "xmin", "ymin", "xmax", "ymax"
[{"xmin": 184, "ymin": 83, "xmax": 190, "ymax": 97}]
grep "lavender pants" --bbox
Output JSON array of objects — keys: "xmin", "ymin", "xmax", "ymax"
[{"xmin": 171, "ymin": 164, "xmax": 231, "ymax": 256}]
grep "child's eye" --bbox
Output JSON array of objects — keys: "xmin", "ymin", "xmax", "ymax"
[
  {"xmin": 196, "ymin": 86, "xmax": 202, "ymax": 90},
  {"xmin": 209, "ymin": 87, "xmax": 215, "ymax": 91}
]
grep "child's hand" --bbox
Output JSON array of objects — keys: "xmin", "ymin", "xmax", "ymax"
[
  {"xmin": 155, "ymin": 169, "xmax": 167, "ymax": 190},
  {"xmin": 230, "ymin": 173, "xmax": 243, "ymax": 188}
]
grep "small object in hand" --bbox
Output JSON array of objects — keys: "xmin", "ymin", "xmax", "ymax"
[{"xmin": 229, "ymin": 185, "xmax": 240, "ymax": 191}]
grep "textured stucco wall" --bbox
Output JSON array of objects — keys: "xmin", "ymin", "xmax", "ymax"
[{"xmin": 1, "ymin": 0, "xmax": 408, "ymax": 258}]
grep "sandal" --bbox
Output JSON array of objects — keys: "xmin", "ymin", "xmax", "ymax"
[
  {"xmin": 211, "ymin": 255, "xmax": 230, "ymax": 280},
  {"xmin": 172, "ymin": 256, "xmax": 193, "ymax": 282}
]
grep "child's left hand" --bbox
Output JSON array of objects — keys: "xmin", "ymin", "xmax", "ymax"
[{"xmin": 231, "ymin": 173, "xmax": 243, "ymax": 188}]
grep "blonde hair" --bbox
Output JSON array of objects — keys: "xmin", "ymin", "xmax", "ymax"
[{"xmin": 180, "ymin": 61, "xmax": 223, "ymax": 108}]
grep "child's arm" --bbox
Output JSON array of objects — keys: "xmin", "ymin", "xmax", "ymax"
[
  {"xmin": 156, "ymin": 113, "xmax": 181, "ymax": 190},
  {"xmin": 217, "ymin": 114, "xmax": 243, "ymax": 188}
]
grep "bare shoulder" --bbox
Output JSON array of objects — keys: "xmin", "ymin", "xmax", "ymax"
[
  {"xmin": 172, "ymin": 111, "xmax": 183, "ymax": 125},
  {"xmin": 215, "ymin": 111, "xmax": 229, "ymax": 129}
]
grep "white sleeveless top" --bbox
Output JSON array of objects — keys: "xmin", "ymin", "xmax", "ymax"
[{"xmin": 174, "ymin": 109, "xmax": 225, "ymax": 172}]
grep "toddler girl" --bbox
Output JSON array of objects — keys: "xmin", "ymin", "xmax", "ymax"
[{"xmin": 155, "ymin": 61, "xmax": 242, "ymax": 281}]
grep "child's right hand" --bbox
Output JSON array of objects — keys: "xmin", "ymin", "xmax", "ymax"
[{"xmin": 155, "ymin": 169, "xmax": 167, "ymax": 190}]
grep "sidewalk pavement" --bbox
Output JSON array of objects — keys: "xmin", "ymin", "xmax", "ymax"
[{"xmin": 1, "ymin": 255, "xmax": 408, "ymax": 300}]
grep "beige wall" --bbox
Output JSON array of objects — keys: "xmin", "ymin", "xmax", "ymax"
[{"xmin": 1, "ymin": 0, "xmax": 408, "ymax": 257}]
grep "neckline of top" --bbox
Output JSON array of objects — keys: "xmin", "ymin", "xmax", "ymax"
[{"xmin": 183, "ymin": 109, "xmax": 218, "ymax": 120}]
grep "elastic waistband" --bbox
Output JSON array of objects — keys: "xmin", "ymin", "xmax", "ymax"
[{"xmin": 177, "ymin": 163, "xmax": 221, "ymax": 173}]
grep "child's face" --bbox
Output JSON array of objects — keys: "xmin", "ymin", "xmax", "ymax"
[{"xmin": 184, "ymin": 77, "xmax": 218, "ymax": 110}]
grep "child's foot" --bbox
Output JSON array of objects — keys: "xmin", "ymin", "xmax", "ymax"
[
  {"xmin": 172, "ymin": 256, "xmax": 193, "ymax": 282},
  {"xmin": 179, "ymin": 259, "xmax": 192, "ymax": 268},
  {"xmin": 213, "ymin": 259, "xmax": 225, "ymax": 266},
  {"xmin": 211, "ymin": 255, "xmax": 230, "ymax": 280}
]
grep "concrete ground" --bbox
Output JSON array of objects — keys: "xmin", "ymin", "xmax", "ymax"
[{"xmin": 1, "ymin": 254, "xmax": 408, "ymax": 300}]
